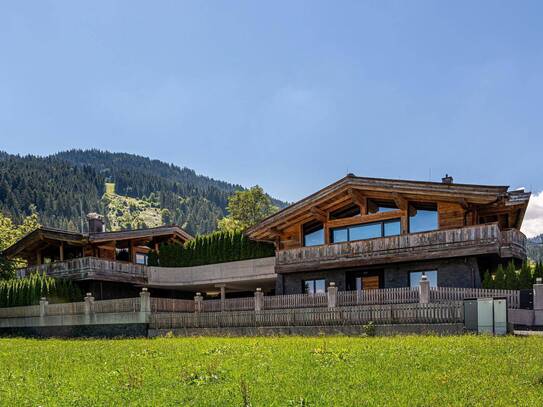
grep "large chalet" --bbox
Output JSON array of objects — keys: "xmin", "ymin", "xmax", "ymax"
[{"xmin": 246, "ymin": 174, "xmax": 530, "ymax": 295}]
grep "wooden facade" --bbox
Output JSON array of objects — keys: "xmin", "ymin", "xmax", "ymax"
[
  {"xmin": 247, "ymin": 174, "xmax": 531, "ymax": 293},
  {"xmin": 3, "ymin": 225, "xmax": 192, "ymax": 267}
]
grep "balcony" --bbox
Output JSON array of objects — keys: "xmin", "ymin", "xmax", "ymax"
[
  {"xmin": 17, "ymin": 257, "xmax": 147, "ymax": 284},
  {"xmin": 275, "ymin": 224, "xmax": 527, "ymax": 273}
]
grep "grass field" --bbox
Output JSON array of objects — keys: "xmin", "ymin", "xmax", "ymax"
[{"xmin": 0, "ymin": 335, "xmax": 542, "ymax": 406}]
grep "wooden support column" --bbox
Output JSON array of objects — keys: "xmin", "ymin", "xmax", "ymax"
[
  {"xmin": 36, "ymin": 250, "xmax": 42, "ymax": 266},
  {"xmin": 59, "ymin": 242, "xmax": 65, "ymax": 262}
]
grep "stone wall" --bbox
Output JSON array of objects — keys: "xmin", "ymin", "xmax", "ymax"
[{"xmin": 278, "ymin": 256, "xmax": 481, "ymax": 294}]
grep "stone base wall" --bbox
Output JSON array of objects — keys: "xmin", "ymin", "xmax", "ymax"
[
  {"xmin": 149, "ymin": 323, "xmax": 465, "ymax": 337},
  {"xmin": 0, "ymin": 323, "xmax": 148, "ymax": 338},
  {"xmin": 278, "ymin": 256, "xmax": 481, "ymax": 294}
]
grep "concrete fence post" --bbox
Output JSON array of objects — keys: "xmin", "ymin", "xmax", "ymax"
[
  {"xmin": 84, "ymin": 292, "xmax": 95, "ymax": 315},
  {"xmin": 534, "ymin": 278, "xmax": 543, "ymax": 311},
  {"xmin": 419, "ymin": 275, "xmax": 430, "ymax": 304},
  {"xmin": 254, "ymin": 288, "xmax": 264, "ymax": 311},
  {"xmin": 84, "ymin": 292, "xmax": 95, "ymax": 324},
  {"xmin": 140, "ymin": 288, "xmax": 151, "ymax": 313},
  {"xmin": 194, "ymin": 292, "xmax": 203, "ymax": 313},
  {"xmin": 39, "ymin": 297, "xmax": 48, "ymax": 326},
  {"xmin": 327, "ymin": 282, "xmax": 338, "ymax": 308}
]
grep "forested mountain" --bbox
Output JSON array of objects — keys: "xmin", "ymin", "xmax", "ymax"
[
  {"xmin": 528, "ymin": 235, "xmax": 543, "ymax": 263},
  {"xmin": 0, "ymin": 150, "xmax": 286, "ymax": 235}
]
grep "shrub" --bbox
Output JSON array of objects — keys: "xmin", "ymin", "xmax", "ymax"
[
  {"xmin": 504, "ymin": 261, "xmax": 519, "ymax": 290},
  {"xmin": 494, "ymin": 265, "xmax": 506, "ymax": 289},
  {"xmin": 518, "ymin": 262, "xmax": 533, "ymax": 289},
  {"xmin": 0, "ymin": 273, "xmax": 81, "ymax": 307},
  {"xmin": 482, "ymin": 270, "xmax": 494, "ymax": 289},
  {"xmin": 149, "ymin": 230, "xmax": 275, "ymax": 267}
]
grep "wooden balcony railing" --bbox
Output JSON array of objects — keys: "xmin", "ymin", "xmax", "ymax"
[
  {"xmin": 16, "ymin": 257, "xmax": 147, "ymax": 283},
  {"xmin": 276, "ymin": 224, "xmax": 527, "ymax": 272}
]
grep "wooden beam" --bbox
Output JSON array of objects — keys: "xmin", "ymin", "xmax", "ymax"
[
  {"xmin": 348, "ymin": 188, "xmax": 367, "ymax": 214},
  {"xmin": 392, "ymin": 193, "xmax": 408, "ymax": 211},
  {"xmin": 327, "ymin": 210, "xmax": 403, "ymax": 229},
  {"xmin": 310, "ymin": 207, "xmax": 327, "ymax": 223}
]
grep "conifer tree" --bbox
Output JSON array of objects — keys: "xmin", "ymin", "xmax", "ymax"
[
  {"xmin": 482, "ymin": 270, "xmax": 494, "ymax": 289},
  {"xmin": 504, "ymin": 261, "xmax": 519, "ymax": 290},
  {"xmin": 494, "ymin": 265, "xmax": 506, "ymax": 289},
  {"xmin": 518, "ymin": 262, "xmax": 533, "ymax": 289}
]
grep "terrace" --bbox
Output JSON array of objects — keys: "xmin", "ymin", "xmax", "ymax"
[{"xmin": 275, "ymin": 223, "xmax": 527, "ymax": 273}]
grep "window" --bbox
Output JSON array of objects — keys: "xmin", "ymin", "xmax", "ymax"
[
  {"xmin": 329, "ymin": 203, "xmax": 361, "ymax": 220},
  {"xmin": 368, "ymin": 200, "xmax": 398, "ymax": 214},
  {"xmin": 350, "ymin": 223, "xmax": 381, "ymax": 240},
  {"xmin": 135, "ymin": 253, "xmax": 148, "ymax": 265},
  {"xmin": 331, "ymin": 219, "xmax": 401, "ymax": 243},
  {"xmin": 409, "ymin": 270, "xmax": 438, "ymax": 288},
  {"xmin": 303, "ymin": 279, "xmax": 326, "ymax": 294},
  {"xmin": 409, "ymin": 203, "xmax": 438, "ymax": 233},
  {"xmin": 303, "ymin": 220, "xmax": 324, "ymax": 247},
  {"xmin": 384, "ymin": 220, "xmax": 401, "ymax": 236}
]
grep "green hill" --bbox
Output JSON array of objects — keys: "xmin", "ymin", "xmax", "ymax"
[{"xmin": 0, "ymin": 150, "xmax": 287, "ymax": 235}]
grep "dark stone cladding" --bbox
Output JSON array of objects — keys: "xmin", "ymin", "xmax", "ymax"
[
  {"xmin": 277, "ymin": 256, "xmax": 482, "ymax": 294},
  {"xmin": 0, "ymin": 324, "xmax": 148, "ymax": 338}
]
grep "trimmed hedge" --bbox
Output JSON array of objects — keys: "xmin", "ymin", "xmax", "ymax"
[
  {"xmin": 148, "ymin": 230, "xmax": 275, "ymax": 267},
  {"xmin": 482, "ymin": 261, "xmax": 543, "ymax": 290},
  {"xmin": 0, "ymin": 273, "xmax": 82, "ymax": 308}
]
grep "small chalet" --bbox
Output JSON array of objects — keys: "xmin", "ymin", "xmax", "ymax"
[
  {"xmin": 246, "ymin": 174, "xmax": 530, "ymax": 295},
  {"xmin": 3, "ymin": 214, "xmax": 191, "ymax": 267}
]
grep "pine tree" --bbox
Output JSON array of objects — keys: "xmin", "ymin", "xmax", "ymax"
[
  {"xmin": 494, "ymin": 265, "xmax": 506, "ymax": 289},
  {"xmin": 518, "ymin": 262, "xmax": 533, "ymax": 289},
  {"xmin": 504, "ymin": 261, "xmax": 519, "ymax": 290}
]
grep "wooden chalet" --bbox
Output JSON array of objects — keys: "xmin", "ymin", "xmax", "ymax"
[
  {"xmin": 246, "ymin": 174, "xmax": 530, "ymax": 295},
  {"xmin": 3, "ymin": 214, "xmax": 192, "ymax": 299}
]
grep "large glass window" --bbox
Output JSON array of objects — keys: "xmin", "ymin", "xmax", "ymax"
[
  {"xmin": 409, "ymin": 270, "xmax": 438, "ymax": 288},
  {"xmin": 331, "ymin": 219, "xmax": 401, "ymax": 243},
  {"xmin": 332, "ymin": 228, "xmax": 349, "ymax": 243},
  {"xmin": 303, "ymin": 279, "xmax": 326, "ymax": 294},
  {"xmin": 368, "ymin": 200, "xmax": 398, "ymax": 214},
  {"xmin": 384, "ymin": 220, "xmax": 401, "ymax": 236},
  {"xmin": 350, "ymin": 223, "xmax": 381, "ymax": 240},
  {"xmin": 409, "ymin": 204, "xmax": 438, "ymax": 233},
  {"xmin": 303, "ymin": 221, "xmax": 324, "ymax": 247}
]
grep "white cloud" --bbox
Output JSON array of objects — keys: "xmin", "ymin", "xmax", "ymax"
[{"xmin": 522, "ymin": 191, "xmax": 543, "ymax": 238}]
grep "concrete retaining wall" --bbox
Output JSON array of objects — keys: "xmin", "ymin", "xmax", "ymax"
[
  {"xmin": 0, "ymin": 324, "xmax": 148, "ymax": 338},
  {"xmin": 149, "ymin": 323, "xmax": 464, "ymax": 337}
]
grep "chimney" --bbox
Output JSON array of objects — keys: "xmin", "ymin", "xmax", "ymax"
[
  {"xmin": 442, "ymin": 174, "xmax": 453, "ymax": 184},
  {"xmin": 87, "ymin": 213, "xmax": 105, "ymax": 233}
]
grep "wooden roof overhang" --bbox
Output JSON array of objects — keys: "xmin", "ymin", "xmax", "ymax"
[
  {"xmin": 3, "ymin": 225, "xmax": 194, "ymax": 259},
  {"xmin": 246, "ymin": 174, "xmax": 531, "ymax": 241},
  {"xmin": 89, "ymin": 226, "xmax": 192, "ymax": 245},
  {"xmin": 2, "ymin": 228, "xmax": 87, "ymax": 259}
]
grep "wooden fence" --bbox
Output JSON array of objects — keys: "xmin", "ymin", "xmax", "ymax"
[
  {"xmin": 150, "ymin": 302, "xmax": 463, "ymax": 329},
  {"xmin": 430, "ymin": 287, "xmax": 520, "ymax": 308},
  {"xmin": 92, "ymin": 298, "xmax": 140, "ymax": 313},
  {"xmin": 337, "ymin": 287, "xmax": 419, "ymax": 306},
  {"xmin": 263, "ymin": 293, "xmax": 327, "ymax": 309},
  {"xmin": 151, "ymin": 298, "xmax": 195, "ymax": 313}
]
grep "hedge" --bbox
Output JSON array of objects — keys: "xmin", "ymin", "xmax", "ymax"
[
  {"xmin": 482, "ymin": 261, "xmax": 543, "ymax": 290},
  {"xmin": 0, "ymin": 273, "xmax": 82, "ymax": 308},
  {"xmin": 148, "ymin": 230, "xmax": 275, "ymax": 267}
]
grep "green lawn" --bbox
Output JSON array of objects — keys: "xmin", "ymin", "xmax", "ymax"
[{"xmin": 0, "ymin": 335, "xmax": 542, "ymax": 406}]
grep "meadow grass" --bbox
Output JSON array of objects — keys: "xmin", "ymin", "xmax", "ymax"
[{"xmin": 0, "ymin": 335, "xmax": 542, "ymax": 406}]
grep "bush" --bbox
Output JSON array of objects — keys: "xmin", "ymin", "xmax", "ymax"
[
  {"xmin": 504, "ymin": 261, "xmax": 519, "ymax": 290},
  {"xmin": 518, "ymin": 262, "xmax": 533, "ymax": 289},
  {"xmin": 494, "ymin": 265, "xmax": 506, "ymax": 289},
  {"xmin": 482, "ymin": 270, "xmax": 494, "ymax": 289},
  {"xmin": 0, "ymin": 273, "xmax": 81, "ymax": 307},
  {"xmin": 149, "ymin": 230, "xmax": 275, "ymax": 267}
]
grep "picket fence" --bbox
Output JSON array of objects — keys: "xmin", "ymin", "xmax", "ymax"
[
  {"xmin": 430, "ymin": 287, "xmax": 520, "ymax": 309},
  {"xmin": 150, "ymin": 301, "xmax": 463, "ymax": 329}
]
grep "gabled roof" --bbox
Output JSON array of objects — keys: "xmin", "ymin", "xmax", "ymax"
[
  {"xmin": 246, "ymin": 174, "xmax": 531, "ymax": 240},
  {"xmin": 2, "ymin": 225, "xmax": 193, "ymax": 259}
]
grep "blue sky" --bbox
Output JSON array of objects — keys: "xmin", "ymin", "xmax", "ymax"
[{"xmin": 1, "ymin": 1, "xmax": 542, "ymax": 213}]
